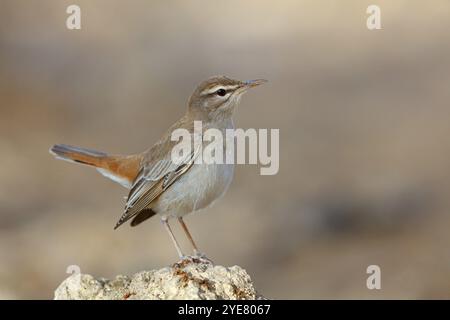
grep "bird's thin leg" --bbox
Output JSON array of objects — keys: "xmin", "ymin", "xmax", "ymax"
[
  {"xmin": 178, "ymin": 217, "xmax": 200, "ymax": 255},
  {"xmin": 161, "ymin": 217, "xmax": 184, "ymax": 258}
]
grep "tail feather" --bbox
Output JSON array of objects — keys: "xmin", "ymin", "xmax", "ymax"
[
  {"xmin": 50, "ymin": 144, "xmax": 142, "ymax": 189},
  {"xmin": 50, "ymin": 144, "xmax": 107, "ymax": 167}
]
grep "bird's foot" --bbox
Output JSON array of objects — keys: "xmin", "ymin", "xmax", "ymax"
[
  {"xmin": 172, "ymin": 252, "xmax": 213, "ymax": 267},
  {"xmin": 193, "ymin": 251, "xmax": 214, "ymax": 265}
]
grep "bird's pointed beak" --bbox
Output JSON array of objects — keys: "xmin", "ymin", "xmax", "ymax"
[{"xmin": 243, "ymin": 79, "xmax": 268, "ymax": 88}]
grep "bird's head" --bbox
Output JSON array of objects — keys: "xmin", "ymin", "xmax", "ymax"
[{"xmin": 187, "ymin": 76, "xmax": 267, "ymax": 120}]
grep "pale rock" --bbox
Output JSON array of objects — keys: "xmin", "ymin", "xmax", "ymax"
[{"xmin": 54, "ymin": 257, "xmax": 265, "ymax": 300}]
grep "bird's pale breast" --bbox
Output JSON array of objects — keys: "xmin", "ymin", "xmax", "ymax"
[{"xmin": 154, "ymin": 119, "xmax": 235, "ymax": 218}]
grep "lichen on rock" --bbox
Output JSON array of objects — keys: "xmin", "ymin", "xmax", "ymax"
[{"xmin": 54, "ymin": 256, "xmax": 264, "ymax": 300}]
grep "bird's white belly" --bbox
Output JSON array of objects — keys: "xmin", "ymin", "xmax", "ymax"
[
  {"xmin": 154, "ymin": 118, "xmax": 235, "ymax": 218},
  {"xmin": 154, "ymin": 162, "xmax": 234, "ymax": 218}
]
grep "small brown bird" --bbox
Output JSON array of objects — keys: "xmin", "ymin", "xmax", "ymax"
[{"xmin": 50, "ymin": 76, "xmax": 266, "ymax": 258}]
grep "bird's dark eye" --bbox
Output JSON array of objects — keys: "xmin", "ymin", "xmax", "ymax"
[{"xmin": 216, "ymin": 89, "xmax": 226, "ymax": 96}]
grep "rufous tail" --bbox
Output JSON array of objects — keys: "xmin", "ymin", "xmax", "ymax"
[
  {"xmin": 50, "ymin": 144, "xmax": 109, "ymax": 167},
  {"xmin": 49, "ymin": 144, "xmax": 141, "ymax": 188}
]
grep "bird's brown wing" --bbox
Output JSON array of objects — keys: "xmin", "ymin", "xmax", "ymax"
[
  {"xmin": 130, "ymin": 208, "xmax": 157, "ymax": 227},
  {"xmin": 114, "ymin": 141, "xmax": 200, "ymax": 229}
]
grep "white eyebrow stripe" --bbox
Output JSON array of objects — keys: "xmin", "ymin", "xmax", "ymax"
[{"xmin": 202, "ymin": 84, "xmax": 240, "ymax": 95}]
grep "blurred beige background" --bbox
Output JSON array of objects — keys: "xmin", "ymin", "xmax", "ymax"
[{"xmin": 1, "ymin": 0, "xmax": 450, "ymax": 299}]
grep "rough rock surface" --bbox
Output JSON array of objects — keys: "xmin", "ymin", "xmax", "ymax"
[{"xmin": 54, "ymin": 257, "xmax": 263, "ymax": 300}]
